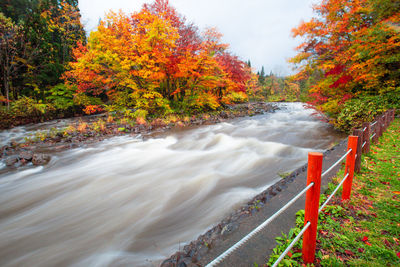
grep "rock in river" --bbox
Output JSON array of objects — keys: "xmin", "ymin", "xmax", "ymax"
[{"xmin": 32, "ymin": 153, "xmax": 51, "ymax": 166}]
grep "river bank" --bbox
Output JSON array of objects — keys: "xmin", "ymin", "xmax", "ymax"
[
  {"xmin": 0, "ymin": 102, "xmax": 277, "ymax": 173},
  {"xmin": 0, "ymin": 102, "xmax": 345, "ymax": 266}
]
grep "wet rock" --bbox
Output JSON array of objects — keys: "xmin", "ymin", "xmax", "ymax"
[
  {"xmin": 32, "ymin": 153, "xmax": 51, "ymax": 166},
  {"xmin": 5, "ymin": 156, "xmax": 18, "ymax": 166},
  {"xmin": 54, "ymin": 145, "xmax": 69, "ymax": 151},
  {"xmin": 0, "ymin": 145, "xmax": 7, "ymax": 154},
  {"xmin": 19, "ymin": 158, "xmax": 28, "ymax": 166},
  {"xmin": 69, "ymin": 143, "xmax": 79, "ymax": 149},
  {"xmin": 220, "ymin": 222, "xmax": 239, "ymax": 236},
  {"xmin": 19, "ymin": 150, "xmax": 33, "ymax": 161},
  {"xmin": 177, "ymin": 257, "xmax": 193, "ymax": 267},
  {"xmin": 220, "ymin": 111, "xmax": 228, "ymax": 119},
  {"xmin": 191, "ymin": 244, "xmax": 208, "ymax": 262},
  {"xmin": 160, "ymin": 258, "xmax": 176, "ymax": 267}
]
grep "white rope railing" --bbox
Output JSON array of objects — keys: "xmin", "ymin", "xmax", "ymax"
[
  {"xmin": 271, "ymin": 221, "xmax": 311, "ymax": 267},
  {"xmin": 205, "ymin": 183, "xmax": 315, "ymax": 267},
  {"xmin": 321, "ymin": 149, "xmax": 352, "ymax": 178},
  {"xmin": 204, "ymin": 112, "xmax": 393, "ymax": 267},
  {"xmin": 319, "ymin": 172, "xmax": 350, "ymax": 213}
]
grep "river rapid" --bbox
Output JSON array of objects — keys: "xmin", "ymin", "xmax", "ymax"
[{"xmin": 0, "ymin": 103, "xmax": 344, "ymax": 266}]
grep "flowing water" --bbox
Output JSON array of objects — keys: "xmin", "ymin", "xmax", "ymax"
[{"xmin": 0, "ymin": 103, "xmax": 344, "ymax": 266}]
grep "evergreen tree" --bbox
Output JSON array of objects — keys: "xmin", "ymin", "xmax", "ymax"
[{"xmin": 258, "ymin": 66, "xmax": 265, "ymax": 84}]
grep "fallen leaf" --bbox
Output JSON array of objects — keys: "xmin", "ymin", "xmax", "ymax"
[
  {"xmin": 362, "ymin": 236, "xmax": 369, "ymax": 242},
  {"xmin": 393, "ymin": 191, "xmax": 400, "ymax": 195},
  {"xmin": 397, "ymin": 252, "xmax": 400, "ymax": 259},
  {"xmin": 288, "ymin": 251, "xmax": 292, "ymax": 258},
  {"xmin": 345, "ymin": 250, "xmax": 354, "ymax": 256},
  {"xmin": 358, "ymin": 248, "xmax": 365, "ymax": 253},
  {"xmin": 384, "ymin": 239, "xmax": 392, "ymax": 249}
]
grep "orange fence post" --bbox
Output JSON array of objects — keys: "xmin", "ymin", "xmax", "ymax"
[
  {"xmin": 342, "ymin": 136, "xmax": 358, "ymax": 201},
  {"xmin": 352, "ymin": 129, "xmax": 363, "ymax": 173},
  {"xmin": 302, "ymin": 152, "xmax": 323, "ymax": 264},
  {"xmin": 362, "ymin": 122, "xmax": 370, "ymax": 154}
]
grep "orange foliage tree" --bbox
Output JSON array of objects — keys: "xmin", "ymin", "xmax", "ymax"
[
  {"xmin": 64, "ymin": 0, "xmax": 252, "ymax": 115},
  {"xmin": 290, "ymin": 0, "xmax": 400, "ymax": 115}
]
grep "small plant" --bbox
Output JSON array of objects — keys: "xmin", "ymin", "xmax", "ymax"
[
  {"xmin": 118, "ymin": 127, "xmax": 128, "ymax": 132},
  {"xmin": 183, "ymin": 116, "xmax": 190, "ymax": 123},
  {"xmin": 92, "ymin": 119, "xmax": 106, "ymax": 132},
  {"xmin": 77, "ymin": 121, "xmax": 88, "ymax": 133},
  {"xmin": 107, "ymin": 115, "xmax": 114, "ymax": 123},
  {"xmin": 83, "ymin": 105, "xmax": 103, "ymax": 115},
  {"xmin": 136, "ymin": 116, "xmax": 146, "ymax": 125},
  {"xmin": 33, "ymin": 131, "xmax": 48, "ymax": 142},
  {"xmin": 63, "ymin": 125, "xmax": 76, "ymax": 136},
  {"xmin": 278, "ymin": 172, "xmax": 291, "ymax": 179}
]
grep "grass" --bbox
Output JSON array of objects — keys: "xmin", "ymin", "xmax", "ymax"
[{"xmin": 266, "ymin": 118, "xmax": 400, "ymax": 266}]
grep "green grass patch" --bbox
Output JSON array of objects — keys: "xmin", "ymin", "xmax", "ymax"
[{"xmin": 266, "ymin": 118, "xmax": 400, "ymax": 266}]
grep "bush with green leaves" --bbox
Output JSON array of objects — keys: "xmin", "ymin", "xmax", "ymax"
[
  {"xmin": 46, "ymin": 84, "xmax": 75, "ymax": 110},
  {"xmin": 11, "ymin": 96, "xmax": 55, "ymax": 117},
  {"xmin": 335, "ymin": 91, "xmax": 400, "ymax": 132}
]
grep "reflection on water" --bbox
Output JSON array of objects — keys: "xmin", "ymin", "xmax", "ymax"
[{"xmin": 0, "ymin": 103, "xmax": 344, "ymax": 266}]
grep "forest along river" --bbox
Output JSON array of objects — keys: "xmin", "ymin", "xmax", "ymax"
[{"xmin": 0, "ymin": 103, "xmax": 344, "ymax": 266}]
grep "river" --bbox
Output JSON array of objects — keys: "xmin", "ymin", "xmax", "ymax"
[{"xmin": 0, "ymin": 103, "xmax": 344, "ymax": 266}]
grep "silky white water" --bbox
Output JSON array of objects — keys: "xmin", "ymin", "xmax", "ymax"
[{"xmin": 0, "ymin": 103, "xmax": 344, "ymax": 266}]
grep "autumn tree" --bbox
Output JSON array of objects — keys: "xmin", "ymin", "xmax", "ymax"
[
  {"xmin": 291, "ymin": 0, "xmax": 400, "ymax": 116},
  {"xmin": 65, "ymin": 0, "xmax": 252, "ymax": 114}
]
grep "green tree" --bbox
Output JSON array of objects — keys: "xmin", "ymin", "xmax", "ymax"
[
  {"xmin": 258, "ymin": 65, "xmax": 265, "ymax": 84},
  {"xmin": 0, "ymin": 13, "xmax": 24, "ymax": 108},
  {"xmin": 0, "ymin": 0, "xmax": 85, "ymax": 101}
]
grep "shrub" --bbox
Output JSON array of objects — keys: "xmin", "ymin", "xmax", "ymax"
[
  {"xmin": 11, "ymin": 96, "xmax": 55, "ymax": 117},
  {"xmin": 221, "ymin": 91, "xmax": 248, "ymax": 104},
  {"xmin": 46, "ymin": 84, "xmax": 75, "ymax": 110},
  {"xmin": 335, "ymin": 92, "xmax": 400, "ymax": 132}
]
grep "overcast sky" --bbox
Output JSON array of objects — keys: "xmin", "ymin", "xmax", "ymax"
[{"xmin": 79, "ymin": 0, "xmax": 318, "ymax": 76}]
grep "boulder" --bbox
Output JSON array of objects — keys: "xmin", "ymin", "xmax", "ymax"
[
  {"xmin": 32, "ymin": 153, "xmax": 51, "ymax": 166},
  {"xmin": 19, "ymin": 150, "xmax": 33, "ymax": 161},
  {"xmin": 5, "ymin": 156, "xmax": 18, "ymax": 166}
]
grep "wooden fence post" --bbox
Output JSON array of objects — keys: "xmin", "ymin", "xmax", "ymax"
[
  {"xmin": 362, "ymin": 122, "xmax": 370, "ymax": 154},
  {"xmin": 373, "ymin": 118, "xmax": 380, "ymax": 143},
  {"xmin": 392, "ymin": 109, "xmax": 395, "ymax": 122},
  {"xmin": 378, "ymin": 117, "xmax": 384, "ymax": 138},
  {"xmin": 385, "ymin": 112, "xmax": 389, "ymax": 130},
  {"xmin": 352, "ymin": 129, "xmax": 363, "ymax": 173},
  {"xmin": 342, "ymin": 136, "xmax": 358, "ymax": 201},
  {"xmin": 302, "ymin": 152, "xmax": 323, "ymax": 264}
]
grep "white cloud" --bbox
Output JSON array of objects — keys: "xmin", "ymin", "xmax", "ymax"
[{"xmin": 79, "ymin": 0, "xmax": 318, "ymax": 75}]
